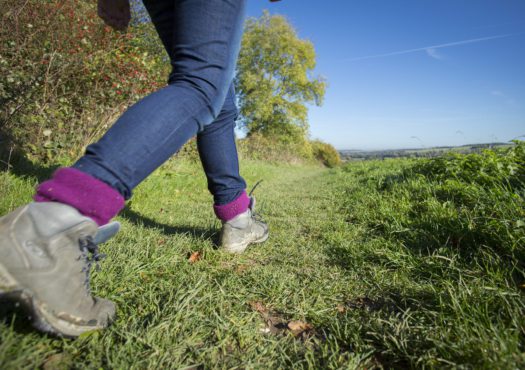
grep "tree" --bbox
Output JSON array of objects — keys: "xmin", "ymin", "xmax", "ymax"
[{"xmin": 235, "ymin": 11, "xmax": 326, "ymax": 140}]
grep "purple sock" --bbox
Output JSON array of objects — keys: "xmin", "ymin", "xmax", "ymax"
[
  {"xmin": 34, "ymin": 167, "xmax": 125, "ymax": 226},
  {"xmin": 213, "ymin": 191, "xmax": 250, "ymax": 222}
]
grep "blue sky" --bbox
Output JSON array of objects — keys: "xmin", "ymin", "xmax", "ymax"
[{"xmin": 246, "ymin": 0, "xmax": 525, "ymax": 150}]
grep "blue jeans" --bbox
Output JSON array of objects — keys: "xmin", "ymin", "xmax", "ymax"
[{"xmin": 74, "ymin": 0, "xmax": 247, "ymax": 205}]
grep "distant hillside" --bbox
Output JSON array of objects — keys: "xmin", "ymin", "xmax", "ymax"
[{"xmin": 339, "ymin": 142, "xmax": 512, "ymax": 160}]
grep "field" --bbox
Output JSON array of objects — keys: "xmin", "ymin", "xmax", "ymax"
[
  {"xmin": 339, "ymin": 142, "xmax": 513, "ymax": 161},
  {"xmin": 1, "ymin": 144, "xmax": 524, "ymax": 369}
]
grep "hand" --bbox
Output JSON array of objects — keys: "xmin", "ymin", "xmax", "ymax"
[{"xmin": 97, "ymin": 0, "xmax": 131, "ymax": 31}]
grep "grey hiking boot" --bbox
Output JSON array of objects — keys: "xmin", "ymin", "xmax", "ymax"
[
  {"xmin": 0, "ymin": 202, "xmax": 119, "ymax": 337},
  {"xmin": 220, "ymin": 197, "xmax": 269, "ymax": 253}
]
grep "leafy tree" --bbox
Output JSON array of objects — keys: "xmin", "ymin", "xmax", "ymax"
[{"xmin": 235, "ymin": 11, "xmax": 326, "ymax": 140}]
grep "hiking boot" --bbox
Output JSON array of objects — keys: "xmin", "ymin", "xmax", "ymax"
[
  {"xmin": 0, "ymin": 202, "xmax": 117, "ymax": 337},
  {"xmin": 220, "ymin": 197, "xmax": 269, "ymax": 253}
]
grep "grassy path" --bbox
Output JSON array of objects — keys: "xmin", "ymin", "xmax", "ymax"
[
  {"xmin": 1, "ymin": 158, "xmax": 524, "ymax": 369},
  {"xmin": 0, "ymin": 160, "xmax": 361, "ymax": 369}
]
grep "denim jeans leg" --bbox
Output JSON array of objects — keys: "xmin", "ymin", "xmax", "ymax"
[
  {"xmin": 73, "ymin": 0, "xmax": 247, "ymax": 200},
  {"xmin": 197, "ymin": 83, "xmax": 246, "ymax": 205}
]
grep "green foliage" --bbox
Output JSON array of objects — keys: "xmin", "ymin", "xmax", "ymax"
[
  {"xmin": 311, "ymin": 140, "xmax": 341, "ymax": 168},
  {"xmin": 235, "ymin": 10, "xmax": 326, "ymax": 137},
  {"xmin": 339, "ymin": 144, "xmax": 525, "ymax": 366},
  {"xmin": 237, "ymin": 133, "xmax": 313, "ymax": 164},
  {"xmin": 347, "ymin": 142, "xmax": 525, "ymax": 265},
  {"xmin": 413, "ymin": 140, "xmax": 525, "ymax": 189},
  {"xmin": 0, "ymin": 0, "xmax": 168, "ymax": 163},
  {"xmin": 235, "ymin": 11, "xmax": 330, "ymax": 165}
]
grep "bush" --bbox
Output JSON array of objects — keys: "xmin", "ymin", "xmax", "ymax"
[
  {"xmin": 311, "ymin": 140, "xmax": 341, "ymax": 167},
  {"xmin": 237, "ymin": 132, "xmax": 313, "ymax": 164},
  {"xmin": 0, "ymin": 0, "xmax": 168, "ymax": 163}
]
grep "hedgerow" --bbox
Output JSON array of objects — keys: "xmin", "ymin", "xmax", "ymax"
[{"xmin": 0, "ymin": 0, "xmax": 167, "ymax": 162}]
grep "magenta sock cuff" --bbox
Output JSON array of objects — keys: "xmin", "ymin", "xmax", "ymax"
[
  {"xmin": 34, "ymin": 167, "xmax": 125, "ymax": 226},
  {"xmin": 213, "ymin": 191, "xmax": 250, "ymax": 221}
]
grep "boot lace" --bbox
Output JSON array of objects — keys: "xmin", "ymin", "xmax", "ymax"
[
  {"xmin": 248, "ymin": 180, "xmax": 266, "ymax": 223},
  {"xmin": 78, "ymin": 236, "xmax": 106, "ymax": 293}
]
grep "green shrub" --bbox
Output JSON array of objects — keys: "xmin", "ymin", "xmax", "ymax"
[
  {"xmin": 311, "ymin": 140, "xmax": 341, "ymax": 167},
  {"xmin": 237, "ymin": 132, "xmax": 313, "ymax": 164},
  {"xmin": 0, "ymin": 0, "xmax": 168, "ymax": 163}
]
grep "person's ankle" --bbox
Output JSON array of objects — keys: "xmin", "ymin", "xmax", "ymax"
[
  {"xmin": 213, "ymin": 191, "xmax": 250, "ymax": 222},
  {"xmin": 34, "ymin": 167, "xmax": 125, "ymax": 226}
]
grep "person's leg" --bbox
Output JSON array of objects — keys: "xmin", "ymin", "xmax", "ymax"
[
  {"xmin": 197, "ymin": 82, "xmax": 247, "ymax": 206},
  {"xmin": 0, "ymin": 0, "xmax": 247, "ymax": 337},
  {"xmin": 35, "ymin": 0, "xmax": 247, "ymax": 224},
  {"xmin": 146, "ymin": 0, "xmax": 249, "ymax": 219},
  {"xmin": 197, "ymin": 82, "xmax": 268, "ymax": 252},
  {"xmin": 142, "ymin": 0, "xmax": 266, "ymax": 250},
  {"xmin": 73, "ymin": 0, "xmax": 246, "ymax": 196}
]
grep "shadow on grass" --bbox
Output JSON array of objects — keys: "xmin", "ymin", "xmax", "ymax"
[
  {"xmin": 0, "ymin": 299, "xmax": 49, "ymax": 337},
  {"xmin": 0, "ymin": 152, "xmax": 59, "ymax": 183},
  {"xmin": 120, "ymin": 206, "xmax": 220, "ymax": 246}
]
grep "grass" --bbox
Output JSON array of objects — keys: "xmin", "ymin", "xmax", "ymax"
[{"xmin": 0, "ymin": 146, "xmax": 524, "ymax": 369}]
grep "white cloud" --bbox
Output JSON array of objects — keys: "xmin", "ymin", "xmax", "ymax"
[
  {"xmin": 490, "ymin": 90, "xmax": 517, "ymax": 105},
  {"xmin": 425, "ymin": 47, "xmax": 444, "ymax": 60}
]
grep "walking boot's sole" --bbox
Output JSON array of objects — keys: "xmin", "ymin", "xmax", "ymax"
[{"xmin": 0, "ymin": 262, "xmax": 108, "ymax": 338}]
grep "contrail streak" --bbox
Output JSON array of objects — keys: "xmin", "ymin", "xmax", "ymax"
[{"xmin": 346, "ymin": 33, "xmax": 518, "ymax": 62}]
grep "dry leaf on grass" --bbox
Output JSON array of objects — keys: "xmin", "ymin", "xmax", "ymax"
[
  {"xmin": 249, "ymin": 301, "xmax": 314, "ymax": 337},
  {"xmin": 249, "ymin": 301, "xmax": 287, "ymax": 334},
  {"xmin": 188, "ymin": 251, "xmax": 202, "ymax": 263},
  {"xmin": 287, "ymin": 320, "xmax": 313, "ymax": 336},
  {"xmin": 249, "ymin": 301, "xmax": 268, "ymax": 314},
  {"xmin": 235, "ymin": 264, "xmax": 250, "ymax": 273},
  {"xmin": 43, "ymin": 353, "xmax": 72, "ymax": 370}
]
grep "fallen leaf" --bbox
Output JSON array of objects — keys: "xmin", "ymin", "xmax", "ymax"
[
  {"xmin": 287, "ymin": 320, "xmax": 313, "ymax": 336},
  {"xmin": 249, "ymin": 301, "xmax": 268, "ymax": 314},
  {"xmin": 346, "ymin": 296, "xmax": 384, "ymax": 311},
  {"xmin": 188, "ymin": 251, "xmax": 202, "ymax": 264},
  {"xmin": 235, "ymin": 264, "xmax": 250, "ymax": 273},
  {"xmin": 43, "ymin": 353, "xmax": 72, "ymax": 370},
  {"xmin": 249, "ymin": 301, "xmax": 288, "ymax": 334},
  {"xmin": 336, "ymin": 304, "xmax": 346, "ymax": 313}
]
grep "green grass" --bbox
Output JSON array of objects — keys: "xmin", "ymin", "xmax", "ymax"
[{"xmin": 0, "ymin": 147, "xmax": 524, "ymax": 369}]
